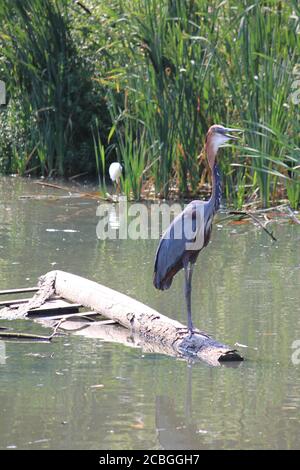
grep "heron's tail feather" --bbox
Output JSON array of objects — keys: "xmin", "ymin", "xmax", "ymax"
[{"xmin": 153, "ymin": 271, "xmax": 173, "ymax": 290}]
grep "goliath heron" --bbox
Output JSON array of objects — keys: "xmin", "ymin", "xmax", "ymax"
[{"xmin": 153, "ymin": 125, "xmax": 241, "ymax": 336}]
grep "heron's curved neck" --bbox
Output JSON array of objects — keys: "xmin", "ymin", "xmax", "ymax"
[{"xmin": 209, "ymin": 163, "xmax": 222, "ymax": 212}]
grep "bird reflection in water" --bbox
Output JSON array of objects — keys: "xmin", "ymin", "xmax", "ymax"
[{"xmin": 155, "ymin": 361, "xmax": 241, "ymax": 450}]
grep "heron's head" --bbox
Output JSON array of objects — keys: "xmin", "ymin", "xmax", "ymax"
[{"xmin": 205, "ymin": 124, "xmax": 242, "ymax": 168}]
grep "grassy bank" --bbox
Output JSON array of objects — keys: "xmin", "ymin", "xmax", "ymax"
[{"xmin": 0, "ymin": 0, "xmax": 299, "ymax": 208}]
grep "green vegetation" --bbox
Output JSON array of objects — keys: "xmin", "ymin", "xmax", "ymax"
[{"xmin": 0, "ymin": 0, "xmax": 299, "ymax": 207}]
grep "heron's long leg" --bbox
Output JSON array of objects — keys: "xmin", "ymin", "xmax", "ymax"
[{"xmin": 184, "ymin": 260, "xmax": 194, "ymax": 337}]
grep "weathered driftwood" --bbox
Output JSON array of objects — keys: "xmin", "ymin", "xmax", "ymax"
[
  {"xmin": 41, "ymin": 318, "xmax": 242, "ymax": 367},
  {"xmin": 0, "ymin": 271, "xmax": 56, "ymax": 319},
  {"xmin": 36, "ymin": 270, "xmax": 243, "ymax": 364},
  {"xmin": 0, "ymin": 270, "xmax": 243, "ymax": 364}
]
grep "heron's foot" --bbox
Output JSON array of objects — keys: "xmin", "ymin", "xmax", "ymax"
[
  {"xmin": 176, "ymin": 326, "xmax": 195, "ymax": 339},
  {"xmin": 176, "ymin": 327, "xmax": 191, "ymax": 337},
  {"xmin": 176, "ymin": 326, "xmax": 210, "ymax": 340}
]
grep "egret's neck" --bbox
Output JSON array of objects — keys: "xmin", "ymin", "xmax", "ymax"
[{"xmin": 209, "ymin": 162, "xmax": 222, "ymax": 212}]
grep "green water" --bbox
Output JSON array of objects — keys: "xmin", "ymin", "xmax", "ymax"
[{"xmin": 0, "ymin": 176, "xmax": 300, "ymax": 450}]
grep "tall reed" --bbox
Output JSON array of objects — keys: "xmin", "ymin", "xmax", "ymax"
[
  {"xmin": 0, "ymin": 0, "xmax": 299, "ymax": 208},
  {"xmin": 0, "ymin": 0, "xmax": 108, "ymax": 176},
  {"xmin": 100, "ymin": 0, "xmax": 299, "ymax": 206}
]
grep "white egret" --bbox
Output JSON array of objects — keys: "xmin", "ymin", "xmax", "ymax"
[{"xmin": 109, "ymin": 162, "xmax": 122, "ymax": 195}]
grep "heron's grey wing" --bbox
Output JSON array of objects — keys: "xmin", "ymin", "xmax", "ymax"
[
  {"xmin": 153, "ymin": 230, "xmax": 185, "ymax": 290},
  {"xmin": 153, "ymin": 202, "xmax": 206, "ymax": 290},
  {"xmin": 203, "ymin": 208, "xmax": 214, "ymax": 248}
]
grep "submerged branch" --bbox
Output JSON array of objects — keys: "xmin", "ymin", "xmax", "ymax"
[
  {"xmin": 33, "ymin": 181, "xmax": 108, "ymax": 201},
  {"xmin": 229, "ymin": 210, "xmax": 277, "ymax": 241},
  {"xmin": 0, "ymin": 331, "xmax": 54, "ymax": 342}
]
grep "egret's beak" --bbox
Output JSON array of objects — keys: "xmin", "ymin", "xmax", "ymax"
[{"xmin": 221, "ymin": 127, "xmax": 243, "ymax": 140}]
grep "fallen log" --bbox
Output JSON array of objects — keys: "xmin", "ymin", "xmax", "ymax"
[
  {"xmin": 0, "ymin": 270, "xmax": 243, "ymax": 364},
  {"xmin": 38, "ymin": 270, "xmax": 243, "ymax": 364},
  {"xmin": 42, "ymin": 319, "xmax": 242, "ymax": 367}
]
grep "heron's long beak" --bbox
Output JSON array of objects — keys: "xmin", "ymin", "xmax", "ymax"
[{"xmin": 222, "ymin": 127, "xmax": 243, "ymax": 140}]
